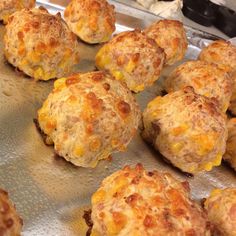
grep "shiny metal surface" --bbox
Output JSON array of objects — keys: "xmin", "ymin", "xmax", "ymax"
[{"xmin": 0, "ymin": 1, "xmax": 235, "ymax": 235}]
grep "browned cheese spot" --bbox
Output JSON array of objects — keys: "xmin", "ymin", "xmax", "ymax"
[
  {"xmin": 86, "ymin": 124, "xmax": 94, "ymax": 134},
  {"xmin": 143, "ymin": 215, "xmax": 155, "ymax": 228},
  {"xmin": 36, "ymin": 42, "xmax": 47, "ymax": 52},
  {"xmin": 86, "ymin": 92, "xmax": 103, "ymax": 110},
  {"xmin": 153, "ymin": 58, "xmax": 161, "ymax": 68},
  {"xmin": 103, "ymin": 83, "xmax": 110, "ymax": 91},
  {"xmin": 91, "ymin": 72, "xmax": 104, "ymax": 82},
  {"xmin": 49, "ymin": 37, "xmax": 59, "ymax": 48},
  {"xmin": 4, "ymin": 218, "xmax": 13, "ymax": 228},
  {"xmin": 31, "ymin": 21, "xmax": 40, "ymax": 29},
  {"xmin": 66, "ymin": 76, "xmax": 80, "ymax": 86},
  {"xmin": 125, "ymin": 193, "xmax": 140, "ymax": 206},
  {"xmin": 132, "ymin": 53, "xmax": 140, "ymax": 63},
  {"xmin": 0, "ymin": 201, "xmax": 9, "ymax": 214},
  {"xmin": 186, "ymin": 229, "xmax": 197, "ymax": 236},
  {"xmin": 117, "ymin": 101, "xmax": 131, "ymax": 119},
  {"xmin": 17, "ymin": 31, "xmax": 24, "ymax": 41}
]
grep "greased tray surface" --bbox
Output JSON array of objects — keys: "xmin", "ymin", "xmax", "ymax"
[{"xmin": 0, "ymin": 1, "xmax": 235, "ymax": 235}]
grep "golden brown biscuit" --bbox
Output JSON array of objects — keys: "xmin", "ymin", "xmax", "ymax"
[
  {"xmin": 0, "ymin": 0, "xmax": 35, "ymax": 24},
  {"xmin": 4, "ymin": 7, "xmax": 80, "ymax": 81},
  {"xmin": 0, "ymin": 188, "xmax": 22, "ymax": 236},
  {"xmin": 37, "ymin": 71, "xmax": 141, "ymax": 168},
  {"xmin": 198, "ymin": 40, "xmax": 236, "ymax": 70},
  {"xmin": 204, "ymin": 188, "xmax": 236, "ymax": 236},
  {"xmin": 90, "ymin": 163, "xmax": 210, "ymax": 236},
  {"xmin": 96, "ymin": 29, "xmax": 165, "ymax": 93},
  {"xmin": 198, "ymin": 40, "xmax": 236, "ymax": 115},
  {"xmin": 64, "ymin": 0, "xmax": 115, "ymax": 44},
  {"xmin": 142, "ymin": 87, "xmax": 227, "ymax": 174},
  {"xmin": 224, "ymin": 118, "xmax": 236, "ymax": 170},
  {"xmin": 165, "ymin": 60, "xmax": 233, "ymax": 112},
  {"xmin": 145, "ymin": 19, "xmax": 188, "ymax": 65}
]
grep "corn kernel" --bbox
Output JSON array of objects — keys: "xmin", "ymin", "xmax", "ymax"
[
  {"xmin": 192, "ymin": 78, "xmax": 202, "ymax": 89},
  {"xmin": 96, "ymin": 47, "xmax": 110, "ymax": 68},
  {"xmin": 188, "ymin": 166, "xmax": 196, "ymax": 173},
  {"xmin": 204, "ymin": 162, "xmax": 213, "ymax": 171},
  {"xmin": 134, "ymin": 84, "xmax": 145, "ymax": 92},
  {"xmin": 147, "ymin": 96, "xmax": 162, "ymax": 108},
  {"xmin": 18, "ymin": 44, "xmax": 26, "ymax": 56},
  {"xmin": 45, "ymin": 120, "xmax": 56, "ymax": 133},
  {"xmin": 125, "ymin": 60, "xmax": 136, "ymax": 73},
  {"xmin": 151, "ymin": 111, "xmax": 159, "ymax": 117},
  {"xmin": 171, "ymin": 124, "xmax": 189, "ymax": 136},
  {"xmin": 34, "ymin": 67, "xmax": 44, "ymax": 80},
  {"xmin": 192, "ymin": 134, "xmax": 215, "ymax": 156},
  {"xmin": 107, "ymin": 212, "xmax": 127, "ymax": 234},
  {"xmin": 101, "ymin": 34, "xmax": 110, "ymax": 42},
  {"xmin": 112, "ymin": 70, "xmax": 124, "ymax": 81},
  {"xmin": 59, "ymin": 59, "xmax": 68, "ymax": 69},
  {"xmin": 110, "ymin": 176, "xmax": 128, "ymax": 197},
  {"xmin": 76, "ymin": 19, "xmax": 84, "ymax": 32},
  {"xmin": 19, "ymin": 58, "xmax": 28, "ymax": 67},
  {"xmin": 171, "ymin": 142, "xmax": 184, "ymax": 153},
  {"xmin": 28, "ymin": 51, "xmax": 41, "ymax": 63},
  {"xmin": 89, "ymin": 18, "xmax": 98, "ymax": 31},
  {"xmin": 44, "ymin": 71, "xmax": 56, "ymax": 81},
  {"xmin": 222, "ymin": 103, "xmax": 228, "ymax": 112},
  {"xmin": 92, "ymin": 189, "xmax": 106, "ymax": 204},
  {"xmin": 204, "ymin": 92, "xmax": 210, "ymax": 97},
  {"xmin": 210, "ymin": 188, "xmax": 222, "ymax": 197},
  {"xmin": 54, "ymin": 78, "xmax": 67, "ymax": 89},
  {"xmin": 73, "ymin": 145, "xmax": 84, "ymax": 157},
  {"xmin": 213, "ymin": 153, "xmax": 222, "ymax": 166}
]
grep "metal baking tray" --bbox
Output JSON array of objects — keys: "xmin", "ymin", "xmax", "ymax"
[{"xmin": 0, "ymin": 1, "xmax": 235, "ymax": 235}]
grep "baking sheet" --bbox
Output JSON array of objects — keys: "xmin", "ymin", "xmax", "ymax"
[{"xmin": 0, "ymin": 1, "xmax": 235, "ymax": 235}]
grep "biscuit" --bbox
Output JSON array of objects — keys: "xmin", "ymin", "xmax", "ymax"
[
  {"xmin": 145, "ymin": 19, "xmax": 187, "ymax": 65},
  {"xmin": 142, "ymin": 86, "xmax": 227, "ymax": 174},
  {"xmin": 64, "ymin": 0, "xmax": 115, "ymax": 44},
  {"xmin": 198, "ymin": 40, "xmax": 236, "ymax": 115},
  {"xmin": 204, "ymin": 188, "xmax": 236, "ymax": 236},
  {"xmin": 91, "ymin": 164, "xmax": 210, "ymax": 236},
  {"xmin": 223, "ymin": 118, "xmax": 236, "ymax": 171},
  {"xmin": 4, "ymin": 7, "xmax": 80, "ymax": 81},
  {"xmin": 96, "ymin": 29, "xmax": 165, "ymax": 92},
  {"xmin": 0, "ymin": 188, "xmax": 22, "ymax": 236},
  {"xmin": 165, "ymin": 60, "xmax": 233, "ymax": 112},
  {"xmin": 37, "ymin": 71, "xmax": 141, "ymax": 167},
  {"xmin": 0, "ymin": 0, "xmax": 35, "ymax": 24}
]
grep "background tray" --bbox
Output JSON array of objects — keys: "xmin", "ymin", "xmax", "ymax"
[{"xmin": 0, "ymin": 1, "xmax": 235, "ymax": 235}]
